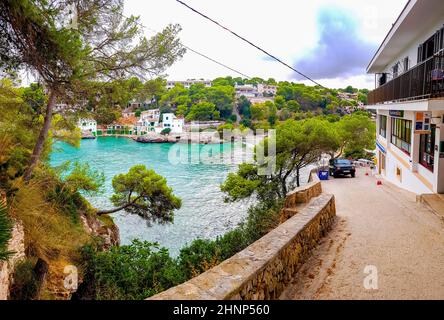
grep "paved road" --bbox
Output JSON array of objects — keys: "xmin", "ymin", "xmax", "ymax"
[{"xmin": 280, "ymin": 168, "xmax": 444, "ymax": 300}]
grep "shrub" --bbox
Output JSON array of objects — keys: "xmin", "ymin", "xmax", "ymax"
[
  {"xmin": 217, "ymin": 123, "xmax": 235, "ymax": 137},
  {"xmin": 176, "ymin": 201, "xmax": 281, "ymax": 280},
  {"xmin": 228, "ymin": 114, "xmax": 238, "ymax": 123},
  {"xmin": 9, "ymin": 259, "xmax": 39, "ymax": 300},
  {"xmin": 240, "ymin": 118, "xmax": 252, "ymax": 129},
  {"xmin": 0, "ymin": 201, "xmax": 12, "ymax": 261},
  {"xmin": 80, "ymin": 240, "xmax": 185, "ymax": 300},
  {"xmin": 178, "ymin": 239, "xmax": 220, "ymax": 279},
  {"xmin": 214, "ymin": 228, "xmax": 249, "ymax": 260},
  {"xmin": 79, "ymin": 199, "xmax": 283, "ymax": 299},
  {"xmin": 161, "ymin": 128, "xmax": 171, "ymax": 135}
]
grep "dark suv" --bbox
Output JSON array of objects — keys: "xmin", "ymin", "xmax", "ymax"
[{"xmin": 329, "ymin": 159, "xmax": 356, "ymax": 178}]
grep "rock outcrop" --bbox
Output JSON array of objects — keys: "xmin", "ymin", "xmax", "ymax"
[
  {"xmin": 81, "ymin": 213, "xmax": 120, "ymax": 250},
  {"xmin": 0, "ymin": 219, "xmax": 25, "ymax": 300}
]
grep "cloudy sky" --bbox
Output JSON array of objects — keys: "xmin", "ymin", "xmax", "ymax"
[{"xmin": 124, "ymin": 0, "xmax": 407, "ymax": 89}]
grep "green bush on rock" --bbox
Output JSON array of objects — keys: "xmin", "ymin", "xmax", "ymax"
[{"xmin": 79, "ymin": 201, "xmax": 282, "ymax": 300}]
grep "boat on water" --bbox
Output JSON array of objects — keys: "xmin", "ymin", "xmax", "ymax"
[
  {"xmin": 81, "ymin": 131, "xmax": 96, "ymax": 139},
  {"xmin": 135, "ymin": 136, "xmax": 168, "ymax": 143}
]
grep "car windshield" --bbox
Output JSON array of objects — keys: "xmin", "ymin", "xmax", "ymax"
[{"xmin": 335, "ymin": 159, "xmax": 352, "ymax": 165}]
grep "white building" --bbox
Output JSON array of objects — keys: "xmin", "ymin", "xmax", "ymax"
[
  {"xmin": 247, "ymin": 97, "xmax": 274, "ymax": 105},
  {"xmin": 136, "ymin": 109, "xmax": 161, "ymax": 133},
  {"xmin": 78, "ymin": 119, "xmax": 97, "ymax": 135},
  {"xmin": 166, "ymin": 79, "xmax": 212, "ymax": 90},
  {"xmin": 367, "ymin": 0, "xmax": 444, "ymax": 194},
  {"xmin": 162, "ymin": 113, "xmax": 184, "ymax": 134},
  {"xmin": 234, "ymin": 84, "xmax": 258, "ymax": 98},
  {"xmin": 337, "ymin": 92, "xmax": 359, "ymax": 101},
  {"xmin": 122, "ymin": 107, "xmax": 135, "ymax": 118},
  {"xmin": 257, "ymin": 83, "xmax": 277, "ymax": 96}
]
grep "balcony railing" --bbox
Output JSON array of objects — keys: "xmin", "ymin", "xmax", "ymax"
[{"xmin": 368, "ymin": 54, "xmax": 444, "ymax": 105}]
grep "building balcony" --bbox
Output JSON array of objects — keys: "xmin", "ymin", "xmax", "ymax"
[{"xmin": 368, "ymin": 54, "xmax": 444, "ymax": 105}]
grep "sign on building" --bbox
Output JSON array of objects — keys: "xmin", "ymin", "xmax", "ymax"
[
  {"xmin": 389, "ymin": 110, "xmax": 404, "ymax": 117},
  {"xmin": 414, "ymin": 112, "xmax": 432, "ymax": 133}
]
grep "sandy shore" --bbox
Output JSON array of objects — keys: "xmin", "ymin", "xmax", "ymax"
[{"xmin": 280, "ymin": 168, "xmax": 444, "ymax": 300}]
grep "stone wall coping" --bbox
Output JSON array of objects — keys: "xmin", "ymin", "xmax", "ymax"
[{"xmin": 149, "ymin": 193, "xmax": 334, "ymax": 300}]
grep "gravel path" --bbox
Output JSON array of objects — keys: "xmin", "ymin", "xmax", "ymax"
[{"xmin": 280, "ymin": 168, "xmax": 444, "ymax": 300}]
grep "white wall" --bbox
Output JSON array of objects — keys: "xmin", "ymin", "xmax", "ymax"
[
  {"xmin": 383, "ymin": 150, "xmax": 432, "ymax": 194},
  {"xmin": 434, "ymin": 124, "xmax": 444, "ymax": 193},
  {"xmin": 382, "ymin": 19, "xmax": 444, "ymax": 77},
  {"xmin": 78, "ymin": 119, "xmax": 97, "ymax": 133},
  {"xmin": 162, "ymin": 113, "xmax": 183, "ymax": 133},
  {"xmin": 376, "ymin": 109, "xmax": 438, "ymax": 194}
]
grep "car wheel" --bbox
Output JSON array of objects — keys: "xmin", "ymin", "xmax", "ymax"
[{"xmin": 351, "ymin": 172, "xmax": 355, "ymax": 178}]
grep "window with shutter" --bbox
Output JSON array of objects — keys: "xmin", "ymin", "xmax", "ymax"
[
  {"xmin": 393, "ymin": 64, "xmax": 399, "ymax": 78},
  {"xmin": 418, "ymin": 44, "xmax": 423, "ymax": 63},
  {"xmin": 440, "ymin": 26, "xmax": 444, "ymax": 51},
  {"xmin": 403, "ymin": 57, "xmax": 409, "ymax": 72}
]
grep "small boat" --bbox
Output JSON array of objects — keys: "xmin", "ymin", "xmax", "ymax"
[{"xmin": 135, "ymin": 136, "xmax": 168, "ymax": 143}]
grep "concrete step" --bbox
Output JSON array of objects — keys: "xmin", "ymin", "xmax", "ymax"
[{"xmin": 418, "ymin": 194, "xmax": 444, "ymax": 220}]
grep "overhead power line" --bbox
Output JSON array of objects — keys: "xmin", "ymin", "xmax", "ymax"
[
  {"xmin": 181, "ymin": 44, "xmax": 251, "ymax": 79},
  {"xmin": 175, "ymin": 0, "xmax": 326, "ymax": 88},
  {"xmin": 119, "ymin": 12, "xmax": 251, "ymax": 79}
]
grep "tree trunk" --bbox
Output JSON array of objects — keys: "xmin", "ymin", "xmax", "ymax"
[
  {"xmin": 296, "ymin": 168, "xmax": 300, "ymax": 187},
  {"xmin": 281, "ymin": 180, "xmax": 287, "ymax": 197},
  {"xmin": 96, "ymin": 203, "xmax": 132, "ymax": 215},
  {"xmin": 23, "ymin": 88, "xmax": 57, "ymax": 182},
  {"xmin": 32, "ymin": 258, "xmax": 49, "ymax": 300}
]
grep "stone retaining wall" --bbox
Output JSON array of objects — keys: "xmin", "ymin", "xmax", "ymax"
[
  {"xmin": 149, "ymin": 172, "xmax": 336, "ymax": 300},
  {"xmin": 0, "ymin": 194, "xmax": 25, "ymax": 300}
]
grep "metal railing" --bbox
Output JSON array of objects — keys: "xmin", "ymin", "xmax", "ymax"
[{"xmin": 368, "ymin": 54, "xmax": 444, "ymax": 105}]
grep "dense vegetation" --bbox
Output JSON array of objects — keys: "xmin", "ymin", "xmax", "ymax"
[
  {"xmin": 0, "ymin": 202, "xmax": 12, "ymax": 261},
  {"xmin": 81, "ymin": 75, "xmax": 368, "ymax": 128},
  {"xmin": 0, "ymin": 0, "xmax": 185, "ymax": 299},
  {"xmin": 78, "ymin": 201, "xmax": 281, "ymax": 300}
]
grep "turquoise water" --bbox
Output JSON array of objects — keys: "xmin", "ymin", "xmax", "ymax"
[{"xmin": 50, "ymin": 137, "xmax": 252, "ymax": 255}]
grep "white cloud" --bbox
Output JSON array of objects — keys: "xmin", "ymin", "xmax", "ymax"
[{"xmin": 123, "ymin": 0, "xmax": 408, "ymax": 89}]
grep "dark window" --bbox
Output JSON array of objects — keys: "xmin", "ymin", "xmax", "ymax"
[
  {"xmin": 391, "ymin": 118, "xmax": 412, "ymax": 154},
  {"xmin": 379, "ymin": 115, "xmax": 387, "ymax": 138},
  {"xmin": 440, "ymin": 26, "xmax": 444, "ymax": 51},
  {"xmin": 378, "ymin": 73, "xmax": 387, "ymax": 87},
  {"xmin": 419, "ymin": 125, "xmax": 436, "ymax": 172},
  {"xmin": 334, "ymin": 159, "xmax": 352, "ymax": 165},
  {"xmin": 403, "ymin": 57, "xmax": 409, "ymax": 72},
  {"xmin": 393, "ymin": 64, "xmax": 399, "ymax": 78},
  {"xmin": 418, "ymin": 35, "xmax": 437, "ymax": 64},
  {"xmin": 418, "ymin": 44, "xmax": 423, "ymax": 63}
]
